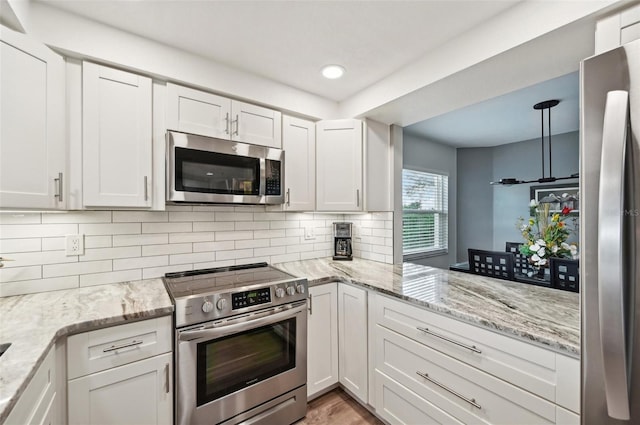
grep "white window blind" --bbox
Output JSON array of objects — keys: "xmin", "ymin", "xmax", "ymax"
[{"xmin": 402, "ymin": 169, "xmax": 448, "ymax": 256}]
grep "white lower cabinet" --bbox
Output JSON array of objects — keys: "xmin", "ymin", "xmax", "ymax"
[
  {"xmin": 307, "ymin": 282, "xmax": 339, "ymax": 398},
  {"xmin": 369, "ymin": 293, "xmax": 580, "ymax": 425},
  {"xmin": 67, "ymin": 353, "xmax": 172, "ymax": 425},
  {"xmin": 338, "ymin": 283, "xmax": 368, "ymax": 403},
  {"xmin": 67, "ymin": 316, "xmax": 173, "ymax": 425},
  {"xmin": 5, "ymin": 346, "xmax": 59, "ymax": 425}
]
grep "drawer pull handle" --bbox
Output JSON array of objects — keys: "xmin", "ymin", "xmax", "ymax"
[
  {"xmin": 103, "ymin": 339, "xmax": 144, "ymax": 353},
  {"xmin": 308, "ymin": 294, "xmax": 313, "ymax": 315},
  {"xmin": 417, "ymin": 326, "xmax": 481, "ymax": 354},
  {"xmin": 164, "ymin": 363, "xmax": 170, "ymax": 394},
  {"xmin": 416, "ymin": 371, "xmax": 481, "ymax": 410}
]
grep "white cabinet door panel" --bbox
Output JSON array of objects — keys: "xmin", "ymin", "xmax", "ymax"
[
  {"xmin": 0, "ymin": 26, "xmax": 65, "ymax": 209},
  {"xmin": 282, "ymin": 115, "xmax": 315, "ymax": 211},
  {"xmin": 68, "ymin": 353, "xmax": 172, "ymax": 425},
  {"xmin": 307, "ymin": 282, "xmax": 338, "ymax": 397},
  {"xmin": 316, "ymin": 119, "xmax": 362, "ymax": 211},
  {"xmin": 166, "ymin": 83, "xmax": 231, "ymax": 139},
  {"xmin": 232, "ymin": 100, "xmax": 282, "ymax": 148},
  {"xmin": 338, "ymin": 283, "xmax": 368, "ymax": 403},
  {"xmin": 83, "ymin": 62, "xmax": 152, "ymax": 208}
]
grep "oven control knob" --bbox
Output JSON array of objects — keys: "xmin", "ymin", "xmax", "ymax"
[
  {"xmin": 201, "ymin": 300, "xmax": 214, "ymax": 313},
  {"xmin": 275, "ymin": 288, "xmax": 285, "ymax": 298},
  {"xmin": 216, "ymin": 298, "xmax": 227, "ymax": 311},
  {"xmin": 286, "ymin": 286, "xmax": 295, "ymax": 296},
  {"xmin": 296, "ymin": 284, "xmax": 305, "ymax": 294}
]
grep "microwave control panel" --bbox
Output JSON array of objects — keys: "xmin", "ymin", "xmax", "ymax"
[
  {"xmin": 232, "ymin": 287, "xmax": 272, "ymax": 310},
  {"xmin": 265, "ymin": 160, "xmax": 281, "ymax": 196}
]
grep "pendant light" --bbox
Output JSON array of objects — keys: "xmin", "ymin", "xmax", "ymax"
[{"xmin": 490, "ymin": 99, "xmax": 579, "ymax": 185}]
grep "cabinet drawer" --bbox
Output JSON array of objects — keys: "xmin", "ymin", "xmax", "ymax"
[
  {"xmin": 373, "ymin": 294, "xmax": 558, "ymax": 402},
  {"xmin": 5, "ymin": 346, "xmax": 56, "ymax": 425},
  {"xmin": 374, "ymin": 324, "xmax": 556, "ymax": 424},
  {"xmin": 374, "ymin": 370, "xmax": 463, "ymax": 425},
  {"xmin": 67, "ymin": 316, "xmax": 172, "ymax": 379}
]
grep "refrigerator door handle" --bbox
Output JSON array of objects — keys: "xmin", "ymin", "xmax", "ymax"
[{"xmin": 597, "ymin": 90, "xmax": 631, "ymax": 420}]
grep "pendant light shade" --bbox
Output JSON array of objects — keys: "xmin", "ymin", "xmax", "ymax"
[{"xmin": 490, "ymin": 99, "xmax": 579, "ymax": 185}]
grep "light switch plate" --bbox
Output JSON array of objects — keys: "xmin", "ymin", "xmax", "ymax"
[{"xmin": 65, "ymin": 234, "xmax": 84, "ymax": 256}]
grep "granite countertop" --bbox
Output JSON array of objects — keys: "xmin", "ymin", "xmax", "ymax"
[
  {"xmin": 0, "ymin": 279, "xmax": 173, "ymax": 423},
  {"xmin": 273, "ymin": 258, "xmax": 580, "ymax": 357}
]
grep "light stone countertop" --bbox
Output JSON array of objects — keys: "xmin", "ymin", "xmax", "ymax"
[
  {"xmin": 0, "ymin": 279, "xmax": 173, "ymax": 424},
  {"xmin": 273, "ymin": 257, "xmax": 580, "ymax": 357}
]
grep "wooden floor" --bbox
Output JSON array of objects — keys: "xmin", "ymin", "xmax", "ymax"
[{"xmin": 296, "ymin": 389, "xmax": 384, "ymax": 425}]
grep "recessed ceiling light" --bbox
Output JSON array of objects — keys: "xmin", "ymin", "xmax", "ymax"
[{"xmin": 321, "ymin": 64, "xmax": 345, "ymax": 79}]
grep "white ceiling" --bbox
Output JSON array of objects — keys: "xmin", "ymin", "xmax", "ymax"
[
  {"xmin": 37, "ymin": 0, "xmax": 590, "ymax": 147},
  {"xmin": 38, "ymin": 0, "xmax": 521, "ymax": 102},
  {"xmin": 404, "ymin": 72, "xmax": 580, "ymax": 147}
]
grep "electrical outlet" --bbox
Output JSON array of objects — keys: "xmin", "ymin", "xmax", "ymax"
[
  {"xmin": 65, "ymin": 234, "xmax": 84, "ymax": 256},
  {"xmin": 304, "ymin": 226, "xmax": 315, "ymax": 240}
]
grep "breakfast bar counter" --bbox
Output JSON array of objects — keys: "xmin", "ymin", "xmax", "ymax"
[{"xmin": 274, "ymin": 258, "xmax": 580, "ymax": 357}]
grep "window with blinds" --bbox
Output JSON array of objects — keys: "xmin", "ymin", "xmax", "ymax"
[{"xmin": 402, "ymin": 168, "xmax": 448, "ymax": 256}]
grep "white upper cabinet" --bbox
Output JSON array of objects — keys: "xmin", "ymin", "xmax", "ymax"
[
  {"xmin": 166, "ymin": 83, "xmax": 231, "ymax": 139},
  {"xmin": 316, "ymin": 119, "xmax": 363, "ymax": 211},
  {"xmin": 82, "ymin": 62, "xmax": 152, "ymax": 208},
  {"xmin": 595, "ymin": 3, "xmax": 640, "ymax": 53},
  {"xmin": 282, "ymin": 115, "xmax": 315, "ymax": 211},
  {"xmin": 166, "ymin": 83, "xmax": 282, "ymax": 148},
  {"xmin": 0, "ymin": 26, "xmax": 66, "ymax": 210}
]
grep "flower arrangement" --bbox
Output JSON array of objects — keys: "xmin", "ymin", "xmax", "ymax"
[{"xmin": 516, "ymin": 199, "xmax": 578, "ymax": 267}]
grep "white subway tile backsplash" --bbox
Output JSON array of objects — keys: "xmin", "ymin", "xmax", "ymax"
[
  {"xmin": 80, "ymin": 246, "xmax": 141, "ymax": 262},
  {"xmin": 193, "ymin": 241, "xmax": 235, "ymax": 252},
  {"xmin": 113, "ymin": 234, "xmax": 167, "ymax": 247},
  {"xmin": 43, "ymin": 260, "xmax": 112, "ymax": 278},
  {"xmin": 0, "ymin": 238, "xmax": 41, "ymax": 253},
  {"xmin": 192, "ymin": 222, "xmax": 235, "ymax": 232},
  {"xmin": 142, "ymin": 222, "xmax": 192, "ymax": 234},
  {"xmin": 85, "ymin": 236, "xmax": 113, "ymax": 249},
  {"xmin": 80, "ymin": 269, "xmax": 142, "ymax": 287},
  {"xmin": 169, "ymin": 211, "xmax": 214, "ymax": 222},
  {"xmin": 142, "ymin": 243, "xmax": 192, "ymax": 257},
  {"xmin": 113, "ymin": 211, "xmax": 168, "ymax": 222},
  {"xmin": 114, "ymin": 255, "xmax": 168, "ymax": 271},
  {"xmin": 215, "ymin": 231, "xmax": 254, "ymax": 241},
  {"xmin": 0, "ymin": 276, "xmax": 78, "ymax": 297},
  {"xmin": 42, "ymin": 211, "xmax": 111, "ymax": 223},
  {"xmin": 79, "ymin": 223, "xmax": 140, "ymax": 236},
  {"xmin": 216, "ymin": 212, "xmax": 253, "ymax": 221},
  {"xmin": 215, "ymin": 249, "xmax": 254, "ymax": 261},
  {"xmin": 1, "ymin": 224, "xmax": 77, "ymax": 239},
  {"xmin": 0, "ymin": 265, "xmax": 42, "ymax": 282},
  {"xmin": 0, "ymin": 213, "xmax": 41, "ymax": 224},
  {"xmin": 0, "ymin": 208, "xmax": 393, "ymax": 296}
]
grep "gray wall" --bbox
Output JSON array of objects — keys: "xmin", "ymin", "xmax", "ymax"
[
  {"xmin": 456, "ymin": 131, "xmax": 579, "ymax": 261},
  {"xmin": 402, "ymin": 132, "xmax": 457, "ymax": 269},
  {"xmin": 456, "ymin": 147, "xmax": 493, "ymax": 261}
]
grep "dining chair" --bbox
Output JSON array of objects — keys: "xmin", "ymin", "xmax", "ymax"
[
  {"xmin": 467, "ymin": 249, "xmax": 515, "ymax": 280},
  {"xmin": 505, "ymin": 242, "xmax": 531, "ymax": 275},
  {"xmin": 549, "ymin": 258, "xmax": 579, "ymax": 292}
]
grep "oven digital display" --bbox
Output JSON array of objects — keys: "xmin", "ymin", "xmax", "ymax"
[{"xmin": 232, "ymin": 288, "xmax": 271, "ymax": 309}]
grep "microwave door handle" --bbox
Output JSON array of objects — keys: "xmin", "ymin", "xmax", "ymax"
[
  {"xmin": 259, "ymin": 158, "xmax": 266, "ymax": 197},
  {"xmin": 597, "ymin": 90, "xmax": 631, "ymax": 420},
  {"xmin": 178, "ymin": 303, "xmax": 305, "ymax": 342}
]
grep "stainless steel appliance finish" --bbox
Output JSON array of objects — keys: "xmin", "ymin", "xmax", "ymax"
[
  {"xmin": 164, "ymin": 263, "xmax": 308, "ymax": 425},
  {"xmin": 580, "ymin": 38, "xmax": 640, "ymax": 424},
  {"xmin": 166, "ymin": 131, "xmax": 285, "ymax": 205}
]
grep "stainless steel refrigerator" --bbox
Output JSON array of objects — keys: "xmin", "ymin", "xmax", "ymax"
[{"xmin": 580, "ymin": 37, "xmax": 639, "ymax": 424}]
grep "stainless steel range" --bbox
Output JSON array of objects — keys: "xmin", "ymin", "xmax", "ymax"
[{"xmin": 163, "ymin": 263, "xmax": 308, "ymax": 425}]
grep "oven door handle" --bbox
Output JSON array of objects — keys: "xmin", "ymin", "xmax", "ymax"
[{"xmin": 178, "ymin": 303, "xmax": 306, "ymax": 342}]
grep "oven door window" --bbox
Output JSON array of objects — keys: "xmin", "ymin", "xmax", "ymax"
[
  {"xmin": 175, "ymin": 147, "xmax": 259, "ymax": 195},
  {"xmin": 196, "ymin": 318, "xmax": 296, "ymax": 405}
]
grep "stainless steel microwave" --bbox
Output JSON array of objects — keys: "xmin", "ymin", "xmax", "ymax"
[{"xmin": 166, "ymin": 131, "xmax": 284, "ymax": 205}]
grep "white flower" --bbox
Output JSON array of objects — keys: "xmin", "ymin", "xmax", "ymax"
[
  {"xmin": 570, "ymin": 244, "xmax": 578, "ymax": 259},
  {"xmin": 537, "ymin": 247, "xmax": 546, "ymax": 257},
  {"xmin": 531, "ymin": 254, "xmax": 547, "ymax": 266},
  {"xmin": 538, "ymin": 258, "xmax": 548, "ymax": 266},
  {"xmin": 529, "ymin": 199, "xmax": 538, "ymax": 207},
  {"xmin": 551, "ymin": 244, "xmax": 559, "ymax": 253},
  {"xmin": 532, "ymin": 253, "xmax": 541, "ymax": 262},
  {"xmin": 520, "ymin": 223, "xmax": 529, "ymax": 231},
  {"xmin": 530, "ymin": 243, "xmax": 540, "ymax": 252},
  {"xmin": 536, "ymin": 239, "xmax": 546, "ymax": 247},
  {"xmin": 561, "ymin": 242, "xmax": 570, "ymax": 250}
]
